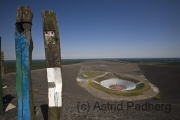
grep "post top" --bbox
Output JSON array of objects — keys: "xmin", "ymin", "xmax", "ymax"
[
  {"xmin": 42, "ymin": 10, "xmax": 58, "ymax": 31},
  {"xmin": 16, "ymin": 5, "xmax": 33, "ymax": 23}
]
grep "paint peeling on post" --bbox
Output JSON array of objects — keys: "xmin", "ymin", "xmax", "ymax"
[
  {"xmin": 42, "ymin": 10, "xmax": 62, "ymax": 120},
  {"xmin": 47, "ymin": 68, "xmax": 62, "ymax": 107},
  {"xmin": 15, "ymin": 6, "xmax": 34, "ymax": 120},
  {"xmin": 44, "ymin": 31, "xmax": 56, "ymax": 44}
]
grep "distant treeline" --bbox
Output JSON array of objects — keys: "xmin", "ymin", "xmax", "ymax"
[
  {"xmin": 4, "ymin": 58, "xmax": 180, "ymax": 73},
  {"xmin": 116, "ymin": 58, "xmax": 180, "ymax": 66},
  {"xmin": 4, "ymin": 59, "xmax": 89, "ymax": 73},
  {"xmin": 113, "ymin": 58, "xmax": 180, "ymax": 66}
]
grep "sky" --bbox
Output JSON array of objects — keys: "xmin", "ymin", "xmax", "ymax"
[{"xmin": 0, "ymin": 0, "xmax": 180, "ymax": 60}]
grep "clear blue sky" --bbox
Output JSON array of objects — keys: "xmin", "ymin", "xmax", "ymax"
[{"xmin": 0, "ymin": 0, "xmax": 180, "ymax": 60}]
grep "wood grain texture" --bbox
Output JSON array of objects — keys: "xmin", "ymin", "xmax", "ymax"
[
  {"xmin": 15, "ymin": 6, "xmax": 34, "ymax": 120},
  {"xmin": 0, "ymin": 37, "xmax": 4, "ymax": 115},
  {"xmin": 42, "ymin": 10, "xmax": 61, "ymax": 68},
  {"xmin": 42, "ymin": 10, "xmax": 62, "ymax": 120},
  {"xmin": 47, "ymin": 68, "xmax": 62, "ymax": 107}
]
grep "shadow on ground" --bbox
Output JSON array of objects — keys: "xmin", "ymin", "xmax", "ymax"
[
  {"xmin": 3, "ymin": 94, "xmax": 15, "ymax": 110},
  {"xmin": 40, "ymin": 104, "xmax": 48, "ymax": 120}
]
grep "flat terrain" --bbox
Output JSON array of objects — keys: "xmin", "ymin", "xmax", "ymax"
[{"xmin": 0, "ymin": 60, "xmax": 180, "ymax": 120}]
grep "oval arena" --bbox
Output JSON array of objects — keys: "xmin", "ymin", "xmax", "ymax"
[{"xmin": 100, "ymin": 79, "xmax": 136, "ymax": 91}]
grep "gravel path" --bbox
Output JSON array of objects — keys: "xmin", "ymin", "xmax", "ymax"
[{"xmin": 0, "ymin": 60, "xmax": 180, "ymax": 120}]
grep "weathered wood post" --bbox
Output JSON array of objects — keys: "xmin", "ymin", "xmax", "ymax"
[
  {"xmin": 15, "ymin": 6, "xmax": 34, "ymax": 120},
  {"xmin": 42, "ymin": 10, "xmax": 62, "ymax": 120},
  {"xmin": 1, "ymin": 51, "xmax": 4, "ymax": 79},
  {"xmin": 0, "ymin": 37, "xmax": 4, "ymax": 115}
]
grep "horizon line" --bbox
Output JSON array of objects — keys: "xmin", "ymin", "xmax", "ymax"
[{"xmin": 4, "ymin": 57, "xmax": 180, "ymax": 61}]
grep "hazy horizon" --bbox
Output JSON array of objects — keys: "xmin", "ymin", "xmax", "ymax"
[
  {"xmin": 4, "ymin": 57, "xmax": 180, "ymax": 61},
  {"xmin": 1, "ymin": 0, "xmax": 180, "ymax": 60}
]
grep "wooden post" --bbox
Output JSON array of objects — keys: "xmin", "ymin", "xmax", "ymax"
[
  {"xmin": 15, "ymin": 6, "xmax": 34, "ymax": 120},
  {"xmin": 42, "ymin": 10, "xmax": 62, "ymax": 120},
  {"xmin": 0, "ymin": 37, "xmax": 4, "ymax": 115},
  {"xmin": 1, "ymin": 51, "xmax": 4, "ymax": 78}
]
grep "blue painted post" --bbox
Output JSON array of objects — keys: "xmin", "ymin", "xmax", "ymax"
[
  {"xmin": 0, "ymin": 37, "xmax": 4, "ymax": 115},
  {"xmin": 15, "ymin": 6, "xmax": 34, "ymax": 120}
]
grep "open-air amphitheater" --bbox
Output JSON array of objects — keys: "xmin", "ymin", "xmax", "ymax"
[
  {"xmin": 100, "ymin": 79, "xmax": 137, "ymax": 91},
  {"xmin": 76, "ymin": 60, "xmax": 159, "ymax": 101}
]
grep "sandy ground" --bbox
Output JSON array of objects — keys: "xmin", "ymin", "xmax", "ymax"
[
  {"xmin": 109, "ymin": 85, "xmax": 126, "ymax": 90},
  {"xmin": 0, "ymin": 60, "xmax": 180, "ymax": 120}
]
